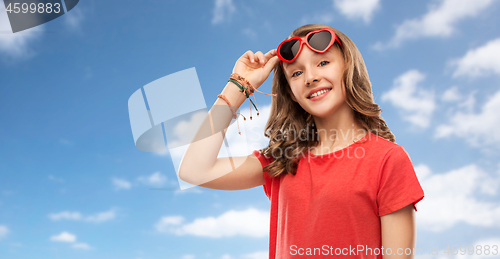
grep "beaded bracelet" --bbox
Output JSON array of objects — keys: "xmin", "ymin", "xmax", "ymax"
[
  {"xmin": 217, "ymin": 73, "xmax": 276, "ymax": 135},
  {"xmin": 227, "ymin": 78, "xmax": 259, "ymax": 119},
  {"xmin": 228, "ymin": 73, "xmax": 277, "ymax": 119},
  {"xmin": 217, "ymin": 94, "xmax": 245, "ymax": 135}
]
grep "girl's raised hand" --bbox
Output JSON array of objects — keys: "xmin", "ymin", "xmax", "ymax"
[{"xmin": 232, "ymin": 49, "xmax": 280, "ymax": 90}]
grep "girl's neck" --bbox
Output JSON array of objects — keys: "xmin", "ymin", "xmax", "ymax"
[{"xmin": 312, "ymin": 103, "xmax": 367, "ymax": 154}]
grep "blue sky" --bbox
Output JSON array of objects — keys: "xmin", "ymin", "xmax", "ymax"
[{"xmin": 1, "ymin": 0, "xmax": 500, "ymax": 258}]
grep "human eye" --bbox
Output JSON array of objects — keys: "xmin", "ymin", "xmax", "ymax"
[
  {"xmin": 319, "ymin": 60, "xmax": 329, "ymax": 67},
  {"xmin": 291, "ymin": 71, "xmax": 303, "ymax": 77}
]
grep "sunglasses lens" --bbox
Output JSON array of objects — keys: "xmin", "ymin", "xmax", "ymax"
[
  {"xmin": 308, "ymin": 30, "xmax": 332, "ymax": 51},
  {"xmin": 280, "ymin": 39, "xmax": 300, "ymax": 61}
]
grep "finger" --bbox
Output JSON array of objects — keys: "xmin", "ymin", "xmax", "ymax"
[
  {"xmin": 263, "ymin": 56, "xmax": 280, "ymax": 75},
  {"xmin": 263, "ymin": 49, "xmax": 277, "ymax": 61},
  {"xmin": 244, "ymin": 50, "xmax": 255, "ymax": 63},
  {"xmin": 255, "ymin": 51, "xmax": 265, "ymax": 65}
]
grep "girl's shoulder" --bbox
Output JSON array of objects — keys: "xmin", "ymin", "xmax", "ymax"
[
  {"xmin": 253, "ymin": 149, "xmax": 274, "ymax": 167},
  {"xmin": 365, "ymin": 132, "xmax": 404, "ymax": 157}
]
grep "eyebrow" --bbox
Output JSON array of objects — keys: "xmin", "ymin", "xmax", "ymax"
[
  {"xmin": 283, "ymin": 62, "xmax": 299, "ymax": 72},
  {"xmin": 283, "ymin": 64, "xmax": 296, "ymax": 78},
  {"xmin": 284, "ymin": 50, "xmax": 338, "ymax": 73}
]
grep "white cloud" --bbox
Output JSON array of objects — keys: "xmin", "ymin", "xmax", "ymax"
[
  {"xmin": 155, "ymin": 208, "xmax": 269, "ymax": 238},
  {"xmin": 65, "ymin": 8, "xmax": 84, "ymax": 30},
  {"xmin": 300, "ymin": 13, "xmax": 335, "ymax": 25},
  {"xmin": 137, "ymin": 172, "xmax": 167, "ymax": 187},
  {"xmin": 48, "ymin": 209, "xmax": 116, "ymax": 223},
  {"xmin": 375, "ymin": 0, "xmax": 494, "ymax": 49},
  {"xmin": 50, "ymin": 231, "xmax": 77, "ymax": 243},
  {"xmin": 174, "ymin": 187, "xmax": 203, "ymax": 195},
  {"xmin": 182, "ymin": 255, "xmax": 195, "ymax": 259},
  {"xmin": 212, "ymin": 0, "xmax": 236, "ymax": 25},
  {"xmin": 217, "ymin": 252, "xmax": 268, "ymax": 259},
  {"xmin": 59, "ymin": 138, "xmax": 74, "ymax": 146},
  {"xmin": 441, "ymin": 86, "xmax": 462, "ymax": 102},
  {"xmin": 112, "ymin": 177, "xmax": 132, "ymax": 190},
  {"xmin": 156, "ymin": 215, "xmax": 184, "ymax": 226},
  {"xmin": 381, "ymin": 70, "xmax": 436, "ymax": 128},
  {"xmin": 0, "ymin": 3, "xmax": 41, "ymax": 59},
  {"xmin": 451, "ymin": 38, "xmax": 500, "ymax": 78},
  {"xmin": 49, "ymin": 211, "xmax": 82, "ymax": 221},
  {"xmin": 415, "ymin": 163, "xmax": 500, "ymax": 232},
  {"xmin": 84, "ymin": 209, "xmax": 116, "ymax": 223},
  {"xmin": 72, "ymin": 242, "xmax": 92, "ymax": 250},
  {"xmin": 440, "ymin": 87, "xmax": 477, "ymax": 118},
  {"xmin": 435, "ymin": 89, "xmax": 500, "ymax": 148},
  {"xmin": 0, "ymin": 225, "xmax": 9, "ymax": 239},
  {"xmin": 333, "ymin": 0, "xmax": 380, "ymax": 23},
  {"xmin": 242, "ymin": 28, "xmax": 257, "ymax": 39},
  {"xmin": 241, "ymin": 251, "xmax": 268, "ymax": 259},
  {"xmin": 50, "ymin": 231, "xmax": 92, "ymax": 249},
  {"xmin": 48, "ymin": 175, "xmax": 65, "ymax": 183},
  {"xmin": 168, "ymin": 110, "xmax": 207, "ymax": 150},
  {"xmin": 222, "ymin": 104, "xmax": 272, "ymax": 156},
  {"xmin": 450, "ymin": 89, "xmax": 477, "ymax": 113}
]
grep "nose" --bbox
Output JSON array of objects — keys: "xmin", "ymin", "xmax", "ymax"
[{"xmin": 304, "ymin": 68, "xmax": 319, "ymax": 87}]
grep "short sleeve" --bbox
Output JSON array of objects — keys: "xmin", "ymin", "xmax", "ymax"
[
  {"xmin": 377, "ymin": 145, "xmax": 425, "ymax": 216},
  {"xmin": 253, "ymin": 150, "xmax": 274, "ymax": 199}
]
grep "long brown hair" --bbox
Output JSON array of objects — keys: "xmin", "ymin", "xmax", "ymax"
[{"xmin": 258, "ymin": 24, "xmax": 395, "ymax": 177}]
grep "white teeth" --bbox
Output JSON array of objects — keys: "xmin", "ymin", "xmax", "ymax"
[{"xmin": 309, "ymin": 88, "xmax": 331, "ymax": 98}]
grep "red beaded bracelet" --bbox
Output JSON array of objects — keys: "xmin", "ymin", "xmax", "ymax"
[{"xmin": 217, "ymin": 73, "xmax": 277, "ymax": 135}]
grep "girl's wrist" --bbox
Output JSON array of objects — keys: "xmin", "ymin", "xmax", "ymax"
[
  {"xmin": 221, "ymin": 81, "xmax": 248, "ymax": 106},
  {"xmin": 215, "ymin": 72, "xmax": 274, "ymax": 134}
]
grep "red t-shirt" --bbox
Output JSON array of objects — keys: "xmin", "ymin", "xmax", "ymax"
[{"xmin": 253, "ymin": 132, "xmax": 424, "ymax": 259}]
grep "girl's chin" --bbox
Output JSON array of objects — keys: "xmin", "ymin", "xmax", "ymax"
[
  {"xmin": 306, "ymin": 104, "xmax": 345, "ymax": 118},
  {"xmin": 308, "ymin": 110, "xmax": 335, "ymax": 118}
]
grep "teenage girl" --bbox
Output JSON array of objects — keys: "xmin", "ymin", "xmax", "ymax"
[{"xmin": 179, "ymin": 24, "xmax": 424, "ymax": 259}]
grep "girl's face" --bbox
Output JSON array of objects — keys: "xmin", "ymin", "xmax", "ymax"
[{"xmin": 283, "ymin": 42, "xmax": 347, "ymax": 119}]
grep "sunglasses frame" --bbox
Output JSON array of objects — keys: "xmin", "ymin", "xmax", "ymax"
[{"xmin": 277, "ymin": 28, "xmax": 342, "ymax": 64}]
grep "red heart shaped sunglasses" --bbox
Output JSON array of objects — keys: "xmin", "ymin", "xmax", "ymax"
[{"xmin": 277, "ymin": 28, "xmax": 342, "ymax": 64}]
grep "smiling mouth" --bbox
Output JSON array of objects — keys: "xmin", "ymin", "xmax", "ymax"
[{"xmin": 307, "ymin": 88, "xmax": 332, "ymax": 99}]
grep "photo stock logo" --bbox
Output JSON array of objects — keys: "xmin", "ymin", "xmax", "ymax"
[
  {"xmin": 3, "ymin": 0, "xmax": 80, "ymax": 33},
  {"xmin": 128, "ymin": 67, "xmax": 252, "ymax": 190}
]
